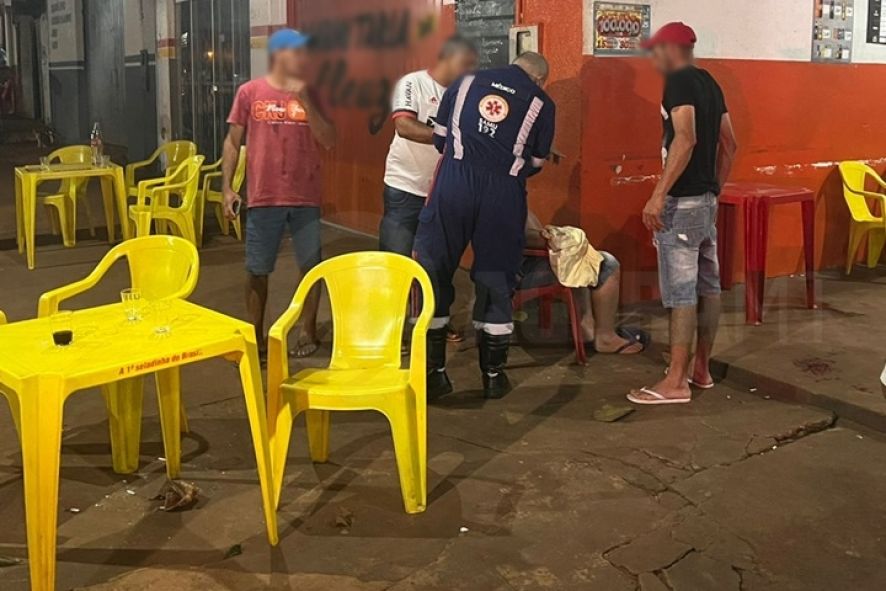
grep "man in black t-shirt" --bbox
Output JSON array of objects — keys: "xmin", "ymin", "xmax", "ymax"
[{"xmin": 628, "ymin": 22, "xmax": 739, "ymax": 406}]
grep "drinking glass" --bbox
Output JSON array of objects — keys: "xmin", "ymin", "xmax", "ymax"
[
  {"xmin": 50, "ymin": 311, "xmax": 74, "ymax": 347},
  {"xmin": 40, "ymin": 156, "xmax": 50, "ymax": 171},
  {"xmin": 152, "ymin": 300, "xmax": 172, "ymax": 336},
  {"xmin": 101, "ymin": 155, "xmax": 112, "ymax": 168},
  {"xmin": 121, "ymin": 288, "xmax": 144, "ymax": 322}
]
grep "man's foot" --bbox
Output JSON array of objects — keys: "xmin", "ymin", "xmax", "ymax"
[
  {"xmin": 289, "ymin": 340, "xmax": 320, "ymax": 358},
  {"xmin": 628, "ymin": 377, "xmax": 691, "ymax": 404},
  {"xmin": 428, "ymin": 369, "xmax": 454, "ymax": 401},
  {"xmin": 690, "ymin": 358, "xmax": 715, "ymax": 389},
  {"xmin": 593, "ymin": 333, "xmax": 644, "ymax": 355}
]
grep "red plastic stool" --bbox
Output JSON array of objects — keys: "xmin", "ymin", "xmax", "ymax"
[
  {"xmin": 718, "ymin": 183, "xmax": 817, "ymax": 325},
  {"xmin": 513, "ymin": 249, "xmax": 588, "ymax": 365}
]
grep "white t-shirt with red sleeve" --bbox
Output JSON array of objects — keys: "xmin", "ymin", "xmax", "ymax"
[{"xmin": 383, "ymin": 70, "xmax": 446, "ymax": 198}]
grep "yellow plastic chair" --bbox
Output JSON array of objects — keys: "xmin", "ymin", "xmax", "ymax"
[
  {"xmin": 268, "ymin": 252, "xmax": 434, "ymax": 514},
  {"xmin": 200, "ymin": 146, "xmax": 246, "ymax": 244},
  {"xmin": 41, "ymin": 145, "xmax": 101, "ymax": 246},
  {"xmin": 838, "ymin": 161, "xmax": 886, "ymax": 274},
  {"xmin": 129, "ymin": 155, "xmax": 205, "ymax": 245},
  {"xmin": 125, "ymin": 140, "xmax": 197, "ymax": 199},
  {"xmin": 38, "ymin": 235, "xmax": 198, "ymax": 474}
]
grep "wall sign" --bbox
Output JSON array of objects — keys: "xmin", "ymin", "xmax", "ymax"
[
  {"xmin": 593, "ymin": 2, "xmax": 652, "ymax": 56},
  {"xmin": 868, "ymin": 0, "xmax": 886, "ymax": 43},
  {"xmin": 812, "ymin": 1, "xmax": 854, "ymax": 63}
]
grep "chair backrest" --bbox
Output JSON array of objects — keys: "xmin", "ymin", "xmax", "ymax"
[
  {"xmin": 298, "ymin": 253, "xmax": 433, "ymax": 370},
  {"xmin": 49, "ymin": 145, "xmax": 92, "ymax": 165},
  {"xmin": 161, "ymin": 140, "xmax": 197, "ymax": 173},
  {"xmin": 838, "ymin": 161, "xmax": 878, "ymax": 222},
  {"xmin": 108, "ymin": 236, "xmax": 199, "ymax": 300}
]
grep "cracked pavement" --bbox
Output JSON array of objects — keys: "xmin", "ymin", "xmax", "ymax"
[{"xmin": 0, "ymin": 230, "xmax": 884, "ymax": 590}]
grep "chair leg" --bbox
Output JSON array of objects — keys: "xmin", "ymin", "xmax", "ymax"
[
  {"xmin": 305, "ymin": 409, "xmax": 331, "ymax": 463},
  {"xmin": 385, "ymin": 400, "xmax": 427, "ymax": 514},
  {"xmin": 270, "ymin": 394, "xmax": 297, "ymax": 510},
  {"xmin": 237, "ymin": 337, "xmax": 279, "ymax": 545},
  {"xmin": 1, "ymin": 389, "xmax": 21, "ymax": 443},
  {"xmin": 564, "ymin": 289, "xmax": 587, "ymax": 365},
  {"xmin": 155, "ymin": 368, "xmax": 182, "ymax": 480},
  {"xmin": 846, "ymin": 225, "xmax": 866, "ymax": 275},
  {"xmin": 77, "ymin": 186, "xmax": 97, "ymax": 238},
  {"xmin": 19, "ymin": 379, "xmax": 65, "ymax": 591},
  {"xmin": 867, "ymin": 229, "xmax": 885, "ymax": 269},
  {"xmin": 232, "ymin": 216, "xmax": 243, "ymax": 241},
  {"xmin": 59, "ymin": 193, "xmax": 77, "ymax": 247},
  {"xmin": 103, "ymin": 378, "xmax": 144, "ymax": 474},
  {"xmin": 132, "ymin": 210, "xmax": 153, "ymax": 237},
  {"xmin": 44, "ymin": 204, "xmax": 60, "ymax": 236}
]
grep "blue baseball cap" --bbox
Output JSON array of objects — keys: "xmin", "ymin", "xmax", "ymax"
[{"xmin": 268, "ymin": 28, "xmax": 310, "ymax": 53}]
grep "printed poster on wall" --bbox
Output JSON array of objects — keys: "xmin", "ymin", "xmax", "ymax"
[
  {"xmin": 868, "ymin": 0, "xmax": 886, "ymax": 44},
  {"xmin": 593, "ymin": 2, "xmax": 652, "ymax": 56},
  {"xmin": 812, "ymin": 1, "xmax": 854, "ymax": 63}
]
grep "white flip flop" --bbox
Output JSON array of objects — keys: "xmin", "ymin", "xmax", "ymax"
[
  {"xmin": 663, "ymin": 367, "xmax": 715, "ymax": 390},
  {"xmin": 627, "ymin": 387, "xmax": 692, "ymax": 405}
]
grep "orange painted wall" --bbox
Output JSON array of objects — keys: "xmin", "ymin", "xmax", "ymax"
[{"xmin": 291, "ymin": 0, "xmax": 877, "ymax": 303}]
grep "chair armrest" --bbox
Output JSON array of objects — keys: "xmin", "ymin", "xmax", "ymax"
[
  {"xmin": 409, "ymin": 272, "xmax": 436, "ymax": 392},
  {"xmin": 267, "ymin": 301, "xmax": 305, "ymax": 387},
  {"xmin": 125, "ymin": 155, "xmax": 159, "ymax": 187},
  {"xmin": 38, "ymin": 260, "xmax": 114, "ymax": 318},
  {"xmin": 846, "ymin": 185, "xmax": 886, "ymax": 201},
  {"xmin": 202, "ymin": 171, "xmax": 223, "ymax": 194},
  {"xmin": 135, "ymin": 177, "xmax": 170, "ymax": 207},
  {"xmin": 201, "ymin": 158, "xmax": 222, "ymax": 173}
]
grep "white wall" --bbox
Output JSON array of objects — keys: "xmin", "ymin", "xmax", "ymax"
[{"xmin": 584, "ymin": 0, "xmax": 886, "ymax": 64}]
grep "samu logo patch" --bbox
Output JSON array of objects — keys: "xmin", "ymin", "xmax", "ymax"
[{"xmin": 479, "ymin": 94, "xmax": 509, "ymax": 123}]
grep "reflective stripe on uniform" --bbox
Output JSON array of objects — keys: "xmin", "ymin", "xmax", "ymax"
[
  {"xmin": 509, "ymin": 96, "xmax": 545, "ymax": 176},
  {"xmin": 451, "ymin": 75, "xmax": 475, "ymax": 160}
]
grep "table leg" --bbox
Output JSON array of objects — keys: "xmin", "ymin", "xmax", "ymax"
[
  {"xmin": 19, "ymin": 379, "xmax": 65, "ymax": 591},
  {"xmin": 114, "ymin": 168, "xmax": 131, "ymax": 241},
  {"xmin": 155, "ymin": 367, "xmax": 182, "ymax": 479},
  {"xmin": 751, "ymin": 199, "xmax": 771, "ymax": 325},
  {"xmin": 741, "ymin": 200, "xmax": 757, "ymax": 325},
  {"xmin": 238, "ymin": 333, "xmax": 279, "ymax": 546},
  {"xmin": 801, "ymin": 199, "xmax": 817, "ymax": 309},
  {"xmin": 718, "ymin": 203, "xmax": 735, "ymax": 290},
  {"xmin": 100, "ymin": 176, "xmax": 116, "ymax": 243},
  {"xmin": 103, "ymin": 378, "xmax": 145, "ymax": 474},
  {"xmin": 15, "ymin": 172, "xmax": 24, "ymax": 254},
  {"xmin": 23, "ymin": 175, "xmax": 38, "ymax": 270}
]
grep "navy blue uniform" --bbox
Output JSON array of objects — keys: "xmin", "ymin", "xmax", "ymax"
[{"xmin": 414, "ymin": 65, "xmax": 556, "ymax": 334}]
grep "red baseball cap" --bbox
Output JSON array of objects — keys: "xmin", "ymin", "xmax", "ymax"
[{"xmin": 641, "ymin": 22, "xmax": 697, "ymax": 50}]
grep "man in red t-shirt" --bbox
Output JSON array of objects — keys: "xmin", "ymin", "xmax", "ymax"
[{"xmin": 223, "ymin": 29, "xmax": 336, "ymax": 360}]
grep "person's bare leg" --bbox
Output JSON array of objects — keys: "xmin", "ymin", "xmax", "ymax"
[
  {"xmin": 575, "ymin": 287, "xmax": 595, "ymax": 342},
  {"xmin": 589, "ymin": 268, "xmax": 641, "ymax": 354},
  {"xmin": 631, "ymin": 305, "xmax": 694, "ymax": 400},
  {"xmin": 246, "ymin": 273, "xmax": 269, "ymax": 354},
  {"xmin": 692, "ymin": 294, "xmax": 720, "ymax": 386}
]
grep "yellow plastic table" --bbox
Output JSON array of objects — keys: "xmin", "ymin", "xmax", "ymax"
[
  {"xmin": 0, "ymin": 299, "xmax": 278, "ymax": 591},
  {"xmin": 14, "ymin": 163, "xmax": 130, "ymax": 270}
]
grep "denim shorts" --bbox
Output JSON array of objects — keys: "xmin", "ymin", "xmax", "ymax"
[
  {"xmin": 654, "ymin": 193, "xmax": 721, "ymax": 308},
  {"xmin": 379, "ymin": 184, "xmax": 425, "ymax": 257},
  {"xmin": 245, "ymin": 206, "xmax": 322, "ymax": 276},
  {"xmin": 519, "ymin": 251, "xmax": 621, "ymax": 290}
]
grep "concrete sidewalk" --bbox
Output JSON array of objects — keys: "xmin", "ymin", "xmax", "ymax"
[{"xmin": 0, "ymin": 227, "xmax": 884, "ymax": 590}]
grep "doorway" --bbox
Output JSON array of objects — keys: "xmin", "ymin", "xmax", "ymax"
[{"xmin": 175, "ymin": 0, "xmax": 250, "ymax": 161}]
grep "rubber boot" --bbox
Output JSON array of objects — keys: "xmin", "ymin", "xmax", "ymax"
[
  {"xmin": 479, "ymin": 332, "xmax": 513, "ymax": 399},
  {"xmin": 427, "ymin": 327, "xmax": 453, "ymax": 401}
]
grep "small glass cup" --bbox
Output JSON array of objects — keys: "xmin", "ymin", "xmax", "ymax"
[
  {"xmin": 152, "ymin": 300, "xmax": 173, "ymax": 336},
  {"xmin": 39, "ymin": 156, "xmax": 50, "ymax": 171},
  {"xmin": 50, "ymin": 311, "xmax": 74, "ymax": 347},
  {"xmin": 101, "ymin": 155, "xmax": 112, "ymax": 168},
  {"xmin": 121, "ymin": 288, "xmax": 144, "ymax": 322}
]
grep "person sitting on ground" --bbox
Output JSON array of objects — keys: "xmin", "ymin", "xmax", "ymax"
[{"xmin": 520, "ymin": 211, "xmax": 647, "ymax": 354}]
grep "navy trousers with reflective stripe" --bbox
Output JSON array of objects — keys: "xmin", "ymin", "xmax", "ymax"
[{"xmin": 414, "ymin": 159, "xmax": 527, "ymax": 331}]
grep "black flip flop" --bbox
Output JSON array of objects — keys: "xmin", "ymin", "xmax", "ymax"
[{"xmin": 615, "ymin": 326, "xmax": 650, "ymax": 353}]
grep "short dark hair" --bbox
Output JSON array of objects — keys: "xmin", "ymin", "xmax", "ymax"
[{"xmin": 439, "ymin": 35, "xmax": 478, "ymax": 60}]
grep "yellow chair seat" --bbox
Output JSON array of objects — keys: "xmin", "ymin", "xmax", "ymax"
[{"xmin": 286, "ymin": 367, "xmax": 411, "ymax": 399}]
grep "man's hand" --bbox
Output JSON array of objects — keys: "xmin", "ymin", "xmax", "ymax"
[
  {"xmin": 223, "ymin": 188, "xmax": 242, "ymax": 221},
  {"xmin": 642, "ymin": 193, "xmax": 666, "ymax": 232}
]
